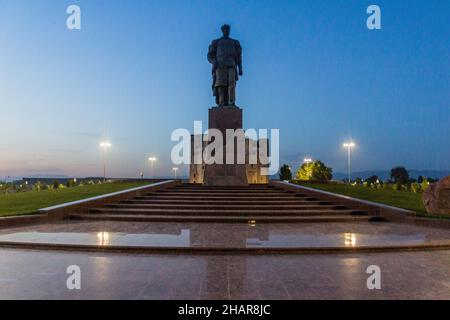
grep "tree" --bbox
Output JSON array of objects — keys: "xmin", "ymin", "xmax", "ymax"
[
  {"xmin": 295, "ymin": 160, "xmax": 332, "ymax": 181},
  {"xmin": 66, "ymin": 179, "xmax": 76, "ymax": 188},
  {"xmin": 390, "ymin": 167, "xmax": 409, "ymax": 185},
  {"xmin": 279, "ymin": 164, "xmax": 292, "ymax": 181},
  {"xmin": 296, "ymin": 162, "xmax": 314, "ymax": 180},
  {"xmin": 421, "ymin": 177, "xmax": 430, "ymax": 192},
  {"xmin": 366, "ymin": 175, "xmax": 379, "ymax": 185},
  {"xmin": 33, "ymin": 181, "xmax": 42, "ymax": 192},
  {"xmin": 410, "ymin": 182, "xmax": 421, "ymax": 193}
]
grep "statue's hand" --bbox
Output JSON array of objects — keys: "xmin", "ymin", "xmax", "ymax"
[{"xmin": 238, "ymin": 70, "xmax": 243, "ymax": 76}]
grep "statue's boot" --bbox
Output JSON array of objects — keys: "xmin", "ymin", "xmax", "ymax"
[
  {"xmin": 228, "ymin": 85, "xmax": 236, "ymax": 106},
  {"xmin": 218, "ymin": 87, "xmax": 227, "ymax": 106}
]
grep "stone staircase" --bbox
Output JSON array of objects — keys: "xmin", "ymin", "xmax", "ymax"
[{"xmin": 69, "ymin": 184, "xmax": 383, "ymax": 223}]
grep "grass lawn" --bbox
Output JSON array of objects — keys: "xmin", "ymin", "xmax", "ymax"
[
  {"xmin": 0, "ymin": 182, "xmax": 150, "ymax": 217},
  {"xmin": 294, "ymin": 182, "xmax": 427, "ymax": 214}
]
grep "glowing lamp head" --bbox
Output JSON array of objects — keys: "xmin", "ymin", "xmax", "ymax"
[{"xmin": 343, "ymin": 142, "xmax": 355, "ymax": 148}]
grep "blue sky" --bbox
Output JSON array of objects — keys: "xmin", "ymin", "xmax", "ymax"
[{"xmin": 0, "ymin": 0, "xmax": 449, "ymax": 178}]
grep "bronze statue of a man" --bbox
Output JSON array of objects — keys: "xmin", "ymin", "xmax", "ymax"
[{"xmin": 207, "ymin": 24, "xmax": 243, "ymax": 106}]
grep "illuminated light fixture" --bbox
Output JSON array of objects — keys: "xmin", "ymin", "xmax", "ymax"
[
  {"xmin": 172, "ymin": 167, "xmax": 179, "ymax": 179},
  {"xmin": 99, "ymin": 141, "xmax": 112, "ymax": 182},
  {"xmin": 343, "ymin": 141, "xmax": 356, "ymax": 184},
  {"xmin": 148, "ymin": 157, "xmax": 157, "ymax": 178},
  {"xmin": 344, "ymin": 233, "xmax": 356, "ymax": 247},
  {"xmin": 97, "ymin": 232, "xmax": 110, "ymax": 246}
]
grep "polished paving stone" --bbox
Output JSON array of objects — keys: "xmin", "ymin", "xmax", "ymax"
[
  {"xmin": 0, "ymin": 248, "xmax": 449, "ymax": 299},
  {"xmin": 0, "ymin": 220, "xmax": 449, "ymax": 249}
]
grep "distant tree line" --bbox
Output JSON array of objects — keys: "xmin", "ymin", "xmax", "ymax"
[
  {"xmin": 0, "ymin": 179, "xmax": 105, "ymax": 194},
  {"xmin": 279, "ymin": 163, "xmax": 439, "ymax": 193},
  {"xmin": 351, "ymin": 166, "xmax": 438, "ymax": 193}
]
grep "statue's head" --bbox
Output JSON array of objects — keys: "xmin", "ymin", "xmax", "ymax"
[{"xmin": 221, "ymin": 24, "xmax": 231, "ymax": 37}]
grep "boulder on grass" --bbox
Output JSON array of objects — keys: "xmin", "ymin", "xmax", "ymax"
[{"xmin": 422, "ymin": 176, "xmax": 450, "ymax": 216}]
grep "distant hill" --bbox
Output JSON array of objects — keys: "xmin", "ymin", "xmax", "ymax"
[
  {"xmin": 333, "ymin": 170, "xmax": 450, "ymax": 181},
  {"xmin": 27, "ymin": 174, "xmax": 71, "ymax": 179}
]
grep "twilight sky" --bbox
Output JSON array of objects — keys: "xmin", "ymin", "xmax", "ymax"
[{"xmin": 0, "ymin": 0, "xmax": 449, "ymax": 179}]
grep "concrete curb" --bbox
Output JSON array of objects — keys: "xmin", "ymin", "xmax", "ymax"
[{"xmin": 1, "ymin": 240, "xmax": 450, "ymax": 255}]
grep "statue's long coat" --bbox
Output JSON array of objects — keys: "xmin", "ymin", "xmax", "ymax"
[{"xmin": 207, "ymin": 37, "xmax": 242, "ymax": 97}]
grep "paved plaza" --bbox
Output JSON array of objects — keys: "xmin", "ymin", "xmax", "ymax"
[{"xmin": 0, "ymin": 247, "xmax": 449, "ymax": 299}]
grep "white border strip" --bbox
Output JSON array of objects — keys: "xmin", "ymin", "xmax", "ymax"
[
  {"xmin": 279, "ymin": 181, "xmax": 415, "ymax": 214},
  {"xmin": 39, "ymin": 180, "xmax": 174, "ymax": 213}
]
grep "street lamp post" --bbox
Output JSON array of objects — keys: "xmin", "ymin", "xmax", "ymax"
[
  {"xmin": 148, "ymin": 157, "xmax": 157, "ymax": 178},
  {"xmin": 99, "ymin": 141, "xmax": 111, "ymax": 183},
  {"xmin": 343, "ymin": 142, "xmax": 355, "ymax": 184},
  {"xmin": 172, "ymin": 167, "xmax": 179, "ymax": 179}
]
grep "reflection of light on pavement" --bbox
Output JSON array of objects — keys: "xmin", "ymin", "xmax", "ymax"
[
  {"xmin": 344, "ymin": 233, "xmax": 356, "ymax": 246},
  {"xmin": 97, "ymin": 232, "xmax": 110, "ymax": 246}
]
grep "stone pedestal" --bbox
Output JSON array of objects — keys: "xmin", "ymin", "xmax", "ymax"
[
  {"xmin": 208, "ymin": 106, "xmax": 242, "ymax": 134},
  {"xmin": 204, "ymin": 164, "xmax": 248, "ymax": 186},
  {"xmin": 204, "ymin": 106, "xmax": 248, "ymax": 186},
  {"xmin": 189, "ymin": 105, "xmax": 269, "ymax": 186}
]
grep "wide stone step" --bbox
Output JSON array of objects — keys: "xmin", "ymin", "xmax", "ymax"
[
  {"xmin": 123, "ymin": 199, "xmax": 330, "ymax": 205},
  {"xmin": 172, "ymin": 185, "xmax": 275, "ymax": 188},
  {"xmin": 71, "ymin": 213, "xmax": 374, "ymax": 223},
  {"xmin": 89, "ymin": 207, "xmax": 364, "ymax": 216},
  {"xmin": 106, "ymin": 203, "xmax": 348, "ymax": 211},
  {"xmin": 70, "ymin": 213, "xmax": 376, "ymax": 223},
  {"xmin": 136, "ymin": 195, "xmax": 303, "ymax": 200},
  {"xmin": 159, "ymin": 189, "xmax": 286, "ymax": 193},
  {"xmin": 146, "ymin": 191, "xmax": 294, "ymax": 197}
]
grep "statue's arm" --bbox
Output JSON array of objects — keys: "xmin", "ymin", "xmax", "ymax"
[
  {"xmin": 235, "ymin": 40, "xmax": 243, "ymax": 75},
  {"xmin": 207, "ymin": 41, "xmax": 217, "ymax": 65}
]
